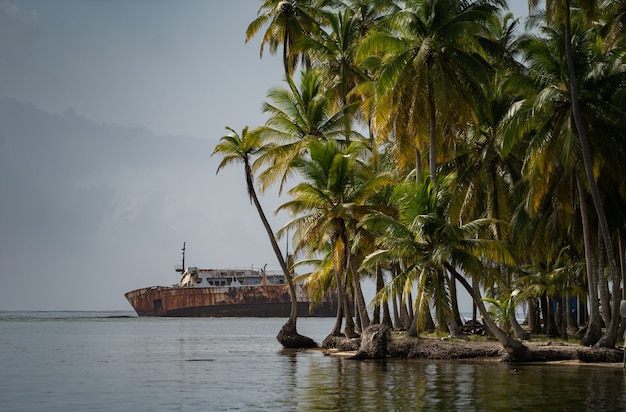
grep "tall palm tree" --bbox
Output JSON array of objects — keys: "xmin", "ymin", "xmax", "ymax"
[
  {"xmin": 446, "ymin": 78, "xmax": 529, "ymax": 338},
  {"xmin": 527, "ymin": 0, "xmax": 623, "ymax": 348},
  {"xmin": 277, "ymin": 139, "xmax": 393, "ymax": 337},
  {"xmin": 358, "ymin": 0, "xmax": 502, "ymax": 184},
  {"xmin": 518, "ymin": 246, "xmax": 586, "ymax": 339},
  {"xmin": 440, "ymin": 10, "xmax": 530, "ymax": 339},
  {"xmin": 296, "ymin": 1, "xmax": 397, "ymax": 113},
  {"xmin": 296, "ymin": 8, "xmax": 366, "ymax": 112},
  {"xmin": 211, "ymin": 126, "xmax": 316, "ymax": 348},
  {"xmin": 513, "ymin": 12, "xmax": 626, "ymax": 346},
  {"xmin": 599, "ymin": 0, "xmax": 626, "ymax": 47}
]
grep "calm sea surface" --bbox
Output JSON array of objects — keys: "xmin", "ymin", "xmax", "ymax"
[{"xmin": 1, "ymin": 312, "xmax": 625, "ymax": 411}]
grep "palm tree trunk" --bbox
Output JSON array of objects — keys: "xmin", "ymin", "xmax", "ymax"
[
  {"xmin": 373, "ymin": 265, "xmax": 383, "ymax": 324},
  {"xmin": 342, "ymin": 290, "xmax": 358, "ymax": 338},
  {"xmin": 562, "ymin": 0, "xmax": 620, "ymax": 348},
  {"xmin": 528, "ymin": 298, "xmax": 542, "ymax": 334},
  {"xmin": 427, "ymin": 68, "xmax": 437, "ymax": 184},
  {"xmin": 382, "ymin": 298, "xmax": 393, "ymax": 327},
  {"xmin": 338, "ymin": 233, "xmax": 358, "ymax": 338},
  {"xmin": 540, "ymin": 293, "xmax": 549, "ymax": 335},
  {"xmin": 330, "ymin": 275, "xmax": 344, "ymax": 336},
  {"xmin": 597, "ymin": 232, "xmax": 611, "ymax": 326},
  {"xmin": 577, "ymin": 174, "xmax": 603, "ymax": 346},
  {"xmin": 415, "ymin": 146, "xmax": 422, "ymax": 182},
  {"xmin": 620, "ymin": 234, "xmax": 626, "ymax": 301},
  {"xmin": 509, "ymin": 313, "xmax": 529, "ymax": 340},
  {"xmin": 449, "ymin": 273, "xmax": 463, "ymax": 327},
  {"xmin": 348, "ymin": 252, "xmax": 370, "ymax": 328},
  {"xmin": 392, "ymin": 290, "xmax": 401, "ymax": 329},
  {"xmin": 245, "ymin": 162, "xmax": 315, "ymax": 348},
  {"xmin": 556, "ymin": 294, "xmax": 567, "ymax": 340},
  {"xmin": 444, "ymin": 262, "xmax": 529, "ymax": 357},
  {"xmin": 565, "ymin": 292, "xmax": 577, "ymax": 332}
]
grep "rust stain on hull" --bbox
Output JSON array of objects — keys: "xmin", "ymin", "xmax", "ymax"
[{"xmin": 125, "ymin": 285, "xmax": 336, "ymax": 317}]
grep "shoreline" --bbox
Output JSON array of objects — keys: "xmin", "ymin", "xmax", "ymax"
[{"xmin": 318, "ymin": 332, "xmax": 625, "ymax": 366}]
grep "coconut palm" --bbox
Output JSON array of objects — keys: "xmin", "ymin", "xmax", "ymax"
[
  {"xmin": 361, "ymin": 172, "xmax": 529, "ymax": 356},
  {"xmin": 277, "ymin": 139, "xmax": 393, "ymax": 337},
  {"xmin": 296, "ymin": 7, "xmax": 367, "ymax": 112},
  {"xmin": 297, "ymin": 1, "xmax": 398, "ymax": 110},
  {"xmin": 527, "ymin": 0, "xmax": 623, "ymax": 348},
  {"xmin": 482, "ymin": 289, "xmax": 523, "ymax": 337},
  {"xmin": 512, "ymin": 13, "xmax": 626, "ymax": 346},
  {"xmin": 211, "ymin": 126, "xmax": 316, "ymax": 349},
  {"xmin": 599, "ymin": 0, "xmax": 626, "ymax": 47},
  {"xmin": 246, "ymin": 0, "xmax": 326, "ymax": 77},
  {"xmin": 357, "ymin": 0, "xmax": 503, "ymax": 184},
  {"xmin": 446, "ymin": 78, "xmax": 529, "ymax": 338},
  {"xmin": 518, "ymin": 246, "xmax": 586, "ymax": 339},
  {"xmin": 256, "ymin": 68, "xmax": 362, "ymax": 194},
  {"xmin": 438, "ymin": 9, "xmax": 532, "ymax": 339}
]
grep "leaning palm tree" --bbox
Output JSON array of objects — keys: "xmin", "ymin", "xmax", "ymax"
[
  {"xmin": 527, "ymin": 0, "xmax": 623, "ymax": 348},
  {"xmin": 211, "ymin": 126, "xmax": 316, "ymax": 348},
  {"xmin": 513, "ymin": 11, "xmax": 626, "ymax": 346}
]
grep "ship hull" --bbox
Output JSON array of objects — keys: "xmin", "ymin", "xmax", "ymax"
[{"xmin": 125, "ymin": 285, "xmax": 337, "ymax": 317}]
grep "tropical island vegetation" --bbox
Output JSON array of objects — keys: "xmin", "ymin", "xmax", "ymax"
[{"xmin": 212, "ymin": 0, "xmax": 626, "ymax": 362}]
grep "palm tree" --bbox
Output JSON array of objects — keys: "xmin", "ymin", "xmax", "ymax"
[
  {"xmin": 296, "ymin": 7, "xmax": 366, "ymax": 112},
  {"xmin": 512, "ymin": 12, "xmax": 626, "ymax": 346},
  {"xmin": 277, "ymin": 139, "xmax": 393, "ymax": 338},
  {"xmin": 211, "ymin": 126, "xmax": 316, "ymax": 348},
  {"xmin": 256, "ymin": 68, "xmax": 361, "ymax": 193},
  {"xmin": 482, "ymin": 289, "xmax": 524, "ymax": 336},
  {"xmin": 246, "ymin": 0, "xmax": 325, "ymax": 77},
  {"xmin": 361, "ymin": 172, "xmax": 529, "ymax": 356},
  {"xmin": 599, "ymin": 0, "xmax": 626, "ymax": 47},
  {"xmin": 296, "ymin": 1, "xmax": 398, "ymax": 113},
  {"xmin": 358, "ymin": 0, "xmax": 502, "ymax": 184},
  {"xmin": 527, "ymin": 0, "xmax": 623, "ymax": 348},
  {"xmin": 437, "ymin": 10, "xmax": 533, "ymax": 339},
  {"xmin": 518, "ymin": 246, "xmax": 586, "ymax": 339}
]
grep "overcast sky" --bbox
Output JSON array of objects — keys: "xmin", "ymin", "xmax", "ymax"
[{"xmin": 0, "ymin": 0, "xmax": 531, "ymax": 311}]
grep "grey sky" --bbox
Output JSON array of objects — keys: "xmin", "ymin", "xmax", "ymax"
[{"xmin": 0, "ymin": 1, "xmax": 532, "ymax": 311}]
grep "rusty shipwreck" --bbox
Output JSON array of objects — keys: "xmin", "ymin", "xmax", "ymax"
[{"xmin": 125, "ymin": 245, "xmax": 335, "ymax": 317}]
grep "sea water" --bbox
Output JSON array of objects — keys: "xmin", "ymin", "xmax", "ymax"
[{"xmin": 1, "ymin": 312, "xmax": 625, "ymax": 411}]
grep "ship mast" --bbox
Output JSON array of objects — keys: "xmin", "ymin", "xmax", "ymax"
[{"xmin": 175, "ymin": 242, "xmax": 186, "ymax": 274}]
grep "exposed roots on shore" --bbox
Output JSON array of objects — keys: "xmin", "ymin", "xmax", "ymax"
[
  {"xmin": 276, "ymin": 324, "xmax": 318, "ymax": 349},
  {"xmin": 321, "ymin": 334, "xmax": 360, "ymax": 352},
  {"xmin": 387, "ymin": 336, "xmax": 504, "ymax": 360},
  {"xmin": 322, "ymin": 331, "xmax": 625, "ymax": 364}
]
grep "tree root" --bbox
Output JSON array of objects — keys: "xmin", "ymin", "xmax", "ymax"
[{"xmin": 276, "ymin": 324, "xmax": 317, "ymax": 349}]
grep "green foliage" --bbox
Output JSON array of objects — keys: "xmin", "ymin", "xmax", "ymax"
[{"xmin": 217, "ymin": 0, "xmax": 626, "ymax": 341}]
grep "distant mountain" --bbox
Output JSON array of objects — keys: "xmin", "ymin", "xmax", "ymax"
[
  {"xmin": 0, "ymin": 96, "xmax": 211, "ymax": 241},
  {"xmin": 0, "ymin": 98, "xmax": 221, "ymax": 310}
]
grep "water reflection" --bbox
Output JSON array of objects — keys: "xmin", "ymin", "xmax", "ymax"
[{"xmin": 284, "ymin": 352, "xmax": 626, "ymax": 411}]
